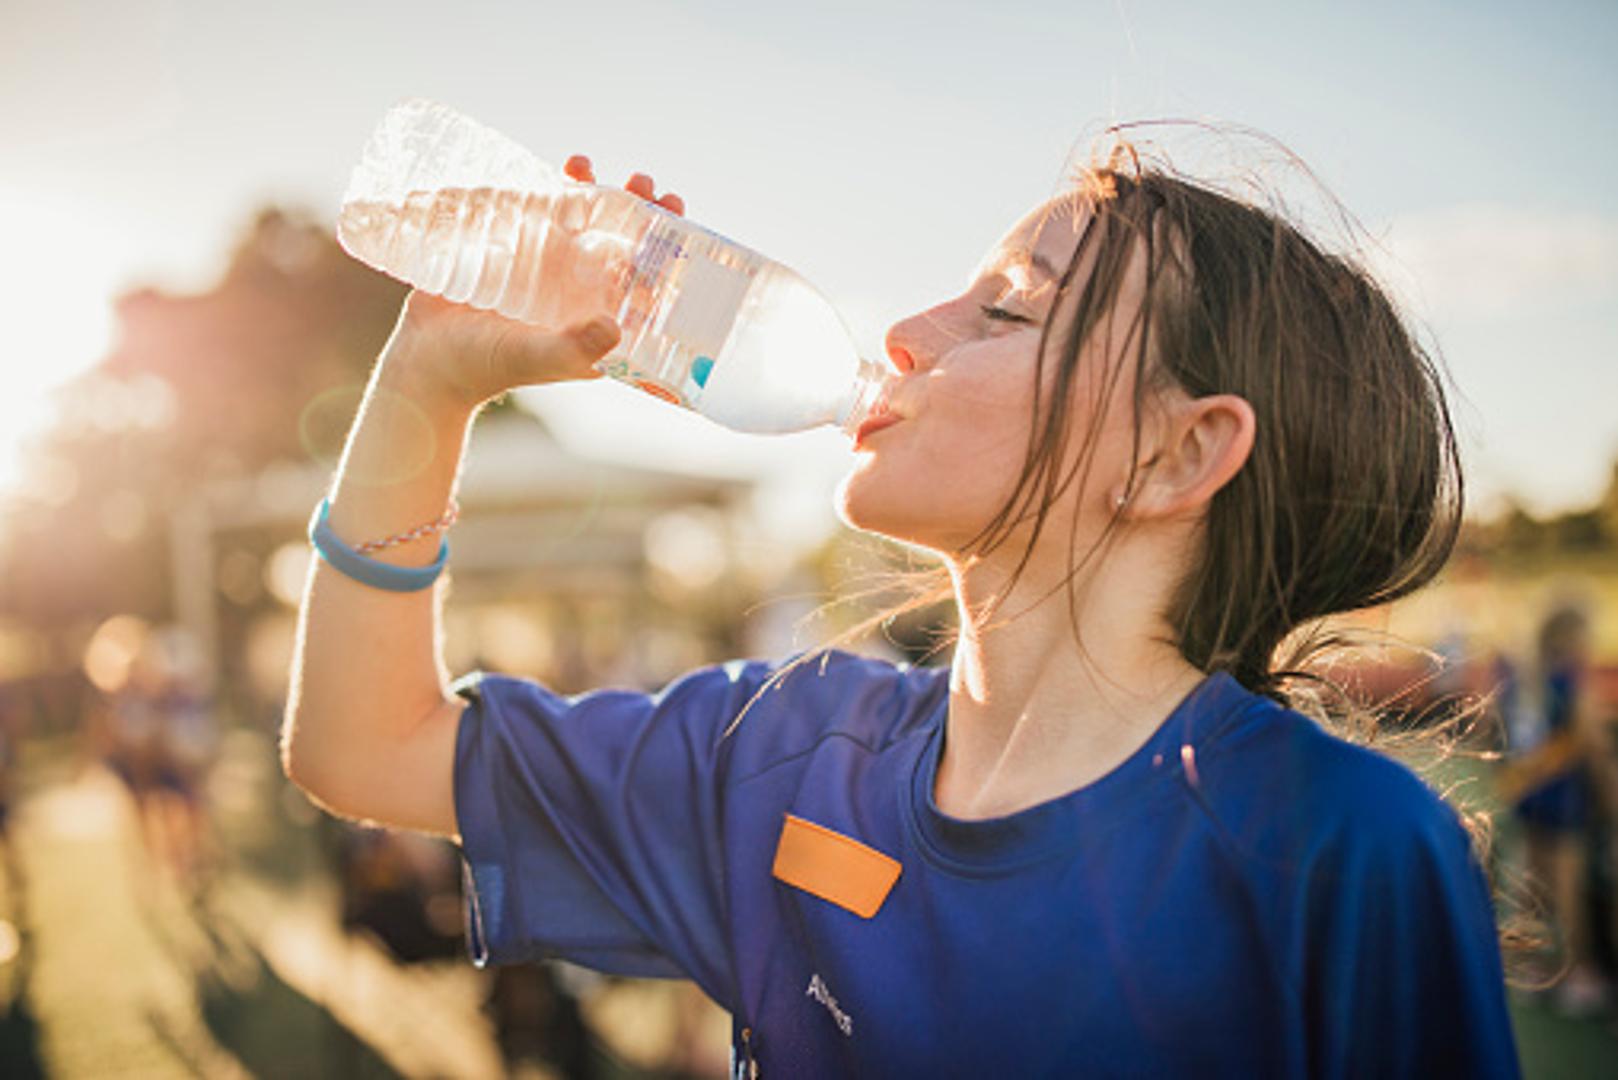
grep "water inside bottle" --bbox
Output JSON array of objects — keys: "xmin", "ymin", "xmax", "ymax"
[
  {"xmin": 340, "ymin": 184, "xmax": 871, "ymax": 434},
  {"xmin": 698, "ymin": 265, "xmax": 868, "ymax": 432},
  {"xmin": 339, "ymin": 186, "xmax": 635, "ymax": 325}
]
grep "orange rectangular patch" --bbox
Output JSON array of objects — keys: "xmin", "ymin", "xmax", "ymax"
[{"xmin": 771, "ymin": 814, "xmax": 901, "ymax": 919}]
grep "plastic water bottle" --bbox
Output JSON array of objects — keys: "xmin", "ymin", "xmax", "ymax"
[{"xmin": 338, "ymin": 99, "xmax": 891, "ymax": 436}]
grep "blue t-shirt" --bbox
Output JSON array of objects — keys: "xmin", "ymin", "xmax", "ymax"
[{"xmin": 453, "ymin": 653, "xmax": 1520, "ymax": 1078}]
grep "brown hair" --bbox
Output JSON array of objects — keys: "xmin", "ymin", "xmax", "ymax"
[
  {"xmin": 763, "ymin": 135, "xmax": 1544, "ymax": 980},
  {"xmin": 1025, "ymin": 145, "xmax": 1545, "ymax": 981}
]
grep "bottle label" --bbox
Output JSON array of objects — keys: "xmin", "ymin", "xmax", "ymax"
[
  {"xmin": 628, "ymin": 218, "xmax": 754, "ymax": 355},
  {"xmin": 621, "ymin": 224, "xmax": 685, "ymax": 333},
  {"xmin": 664, "ymin": 252, "xmax": 751, "ymax": 354},
  {"xmin": 617, "ymin": 214, "xmax": 761, "ymax": 412},
  {"xmin": 634, "ymin": 225, "xmax": 685, "ymax": 284}
]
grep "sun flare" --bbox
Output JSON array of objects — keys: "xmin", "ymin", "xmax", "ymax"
[{"xmin": 0, "ymin": 194, "xmax": 124, "ymax": 495}]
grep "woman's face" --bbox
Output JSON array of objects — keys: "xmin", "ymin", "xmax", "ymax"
[{"xmin": 838, "ymin": 196, "xmax": 1150, "ymax": 560}]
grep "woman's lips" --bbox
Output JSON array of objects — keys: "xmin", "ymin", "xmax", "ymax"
[{"xmin": 854, "ymin": 412, "xmax": 903, "ymax": 449}]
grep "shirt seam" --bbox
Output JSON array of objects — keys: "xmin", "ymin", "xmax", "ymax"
[
  {"xmin": 729, "ymin": 728, "xmax": 889, "ymax": 788},
  {"xmin": 725, "ymin": 662, "xmax": 949, "ymax": 790}
]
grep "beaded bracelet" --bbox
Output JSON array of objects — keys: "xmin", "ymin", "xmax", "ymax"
[
  {"xmin": 307, "ymin": 498, "xmax": 451, "ymax": 593},
  {"xmin": 355, "ymin": 499, "xmax": 460, "ymax": 554}
]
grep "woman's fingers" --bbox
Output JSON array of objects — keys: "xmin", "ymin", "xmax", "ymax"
[
  {"xmin": 625, "ymin": 172, "xmax": 656, "ymax": 200},
  {"xmin": 563, "ymin": 157, "xmax": 684, "ymax": 216},
  {"xmin": 563, "ymin": 155, "xmax": 595, "ymax": 183},
  {"xmin": 490, "ymin": 315, "xmax": 620, "ymax": 391}
]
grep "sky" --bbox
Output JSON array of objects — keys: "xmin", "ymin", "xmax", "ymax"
[{"xmin": 2, "ymin": 0, "xmax": 1616, "ymax": 523}]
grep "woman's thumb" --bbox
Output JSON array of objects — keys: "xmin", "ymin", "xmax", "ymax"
[
  {"xmin": 570, "ymin": 315, "xmax": 621, "ymax": 361},
  {"xmin": 493, "ymin": 315, "xmax": 621, "ymax": 388}
]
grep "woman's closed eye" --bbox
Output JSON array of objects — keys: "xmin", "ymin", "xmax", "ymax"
[{"xmin": 980, "ymin": 303, "xmax": 1036, "ymax": 325}]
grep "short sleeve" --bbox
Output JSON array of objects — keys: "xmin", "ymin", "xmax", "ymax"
[
  {"xmin": 453, "ymin": 661, "xmax": 772, "ymax": 1007},
  {"xmin": 1302, "ymin": 799, "xmax": 1522, "ymax": 1079}
]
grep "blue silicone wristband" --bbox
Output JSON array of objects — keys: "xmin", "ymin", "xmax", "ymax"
[{"xmin": 308, "ymin": 498, "xmax": 448, "ymax": 593}]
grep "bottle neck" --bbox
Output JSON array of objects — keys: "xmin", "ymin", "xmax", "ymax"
[{"xmin": 836, "ymin": 358, "xmax": 897, "ymax": 437}]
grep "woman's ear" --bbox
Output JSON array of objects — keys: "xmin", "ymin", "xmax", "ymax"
[{"xmin": 1123, "ymin": 394, "xmax": 1255, "ymax": 520}]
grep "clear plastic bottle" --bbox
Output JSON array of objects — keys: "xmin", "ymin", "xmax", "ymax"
[{"xmin": 338, "ymin": 99, "xmax": 891, "ymax": 435}]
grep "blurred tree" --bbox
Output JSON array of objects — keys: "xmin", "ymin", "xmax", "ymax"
[
  {"xmin": 1554, "ymin": 509, "xmax": 1611, "ymax": 553},
  {"xmin": 1496, "ymin": 501, "xmax": 1549, "ymax": 559},
  {"xmin": 1601, "ymin": 460, "xmax": 1618, "ymax": 540},
  {"xmin": 0, "ymin": 208, "xmax": 405, "ymax": 633}
]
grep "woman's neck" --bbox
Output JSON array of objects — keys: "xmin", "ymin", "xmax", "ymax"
[{"xmin": 934, "ymin": 542, "xmax": 1205, "ymax": 821}]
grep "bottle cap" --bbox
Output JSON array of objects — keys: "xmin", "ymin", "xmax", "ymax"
[{"xmin": 838, "ymin": 358, "xmax": 897, "ymax": 437}]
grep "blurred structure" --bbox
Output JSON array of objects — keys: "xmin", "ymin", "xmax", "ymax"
[
  {"xmin": 191, "ymin": 411, "xmax": 754, "ymax": 712},
  {"xmin": 0, "ymin": 208, "xmax": 407, "ymax": 735},
  {"xmin": 0, "ymin": 206, "xmax": 774, "ymax": 1076}
]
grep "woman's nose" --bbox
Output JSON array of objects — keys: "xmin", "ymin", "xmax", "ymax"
[
  {"xmin": 884, "ymin": 308, "xmax": 946, "ymax": 374},
  {"xmin": 883, "ymin": 333, "xmax": 917, "ymax": 374}
]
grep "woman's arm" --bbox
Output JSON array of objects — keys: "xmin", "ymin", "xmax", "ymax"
[
  {"xmin": 283, "ymin": 160, "xmax": 680, "ymax": 837},
  {"xmin": 281, "ymin": 294, "xmax": 620, "ymax": 837}
]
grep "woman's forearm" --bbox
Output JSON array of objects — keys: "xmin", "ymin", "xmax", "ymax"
[{"xmin": 282, "ymin": 331, "xmax": 477, "ymax": 809}]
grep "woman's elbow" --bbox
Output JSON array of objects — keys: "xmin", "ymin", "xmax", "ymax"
[
  {"xmin": 277, "ymin": 697, "xmax": 463, "ymax": 835},
  {"xmin": 279, "ymin": 704, "xmax": 342, "ymax": 809}
]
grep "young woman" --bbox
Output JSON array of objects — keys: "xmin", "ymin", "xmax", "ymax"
[{"xmin": 284, "ymin": 148, "xmax": 1522, "ymax": 1076}]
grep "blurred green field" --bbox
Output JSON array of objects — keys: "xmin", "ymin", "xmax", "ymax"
[{"xmin": 1388, "ymin": 557, "xmax": 1618, "ymax": 663}]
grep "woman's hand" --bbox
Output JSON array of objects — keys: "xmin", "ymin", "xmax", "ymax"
[
  {"xmin": 289, "ymin": 160, "xmax": 687, "ymax": 836},
  {"xmin": 381, "ymin": 158, "xmax": 686, "ymax": 412},
  {"xmin": 563, "ymin": 155, "xmax": 686, "ymax": 215}
]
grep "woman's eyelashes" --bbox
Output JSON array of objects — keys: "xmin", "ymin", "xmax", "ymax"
[{"xmin": 980, "ymin": 303, "xmax": 1036, "ymax": 325}]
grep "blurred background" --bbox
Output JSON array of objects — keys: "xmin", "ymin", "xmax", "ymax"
[{"xmin": 1, "ymin": 0, "xmax": 1615, "ymax": 1076}]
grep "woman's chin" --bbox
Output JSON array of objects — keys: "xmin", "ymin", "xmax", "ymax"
[
  {"xmin": 833, "ymin": 469, "xmax": 875, "ymax": 532},
  {"xmin": 836, "ymin": 468, "xmax": 897, "ymax": 534},
  {"xmin": 835, "ymin": 470, "xmax": 935, "ymax": 548}
]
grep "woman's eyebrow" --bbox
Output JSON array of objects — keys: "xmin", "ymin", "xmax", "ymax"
[
  {"xmin": 1000, "ymin": 251, "xmax": 1062, "ymax": 282},
  {"xmin": 976, "ymin": 250, "xmax": 1062, "ymax": 289},
  {"xmin": 1030, "ymin": 253, "xmax": 1061, "ymax": 280}
]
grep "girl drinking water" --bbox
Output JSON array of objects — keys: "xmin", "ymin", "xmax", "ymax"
[{"xmin": 284, "ymin": 143, "xmax": 1521, "ymax": 1076}]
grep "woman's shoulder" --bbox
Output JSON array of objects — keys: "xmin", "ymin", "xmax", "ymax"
[
  {"xmin": 458, "ymin": 649, "xmax": 943, "ymax": 737},
  {"xmin": 1194, "ymin": 690, "xmax": 1472, "ymax": 866},
  {"xmin": 729, "ymin": 649, "xmax": 949, "ymax": 752},
  {"xmin": 644, "ymin": 651, "xmax": 942, "ymax": 787}
]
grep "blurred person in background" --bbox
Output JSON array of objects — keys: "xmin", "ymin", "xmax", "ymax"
[
  {"xmin": 1510, "ymin": 605, "xmax": 1612, "ymax": 1016},
  {"xmin": 283, "ymin": 141, "xmax": 1522, "ymax": 1076},
  {"xmin": 0, "ymin": 683, "xmax": 19, "ymax": 857},
  {"xmin": 0, "ymin": 681, "xmax": 24, "ymax": 931},
  {"xmin": 157, "ymin": 669, "xmax": 219, "ymax": 893},
  {"xmin": 330, "ymin": 822, "xmax": 463, "ymax": 964},
  {"xmin": 1588, "ymin": 647, "xmax": 1618, "ymax": 1036},
  {"xmin": 92, "ymin": 627, "xmax": 218, "ymax": 895}
]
